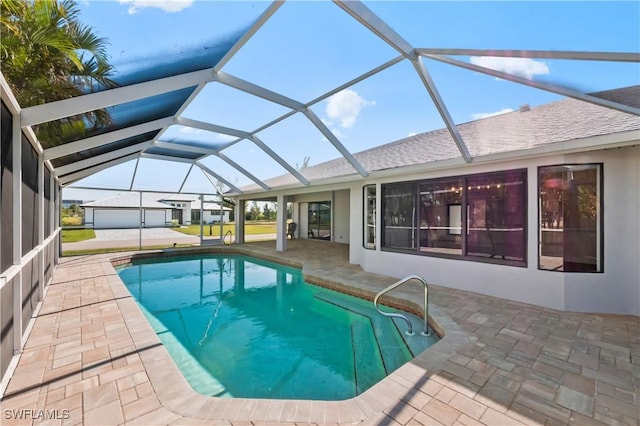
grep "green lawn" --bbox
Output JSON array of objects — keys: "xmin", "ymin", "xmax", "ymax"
[
  {"xmin": 62, "ymin": 229, "xmax": 96, "ymax": 243},
  {"xmin": 173, "ymin": 221, "xmax": 277, "ymax": 237}
]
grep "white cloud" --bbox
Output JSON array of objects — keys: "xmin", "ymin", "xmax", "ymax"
[
  {"xmin": 470, "ymin": 56, "xmax": 549, "ymax": 80},
  {"xmin": 177, "ymin": 126, "xmax": 203, "ymax": 134},
  {"xmin": 407, "ymin": 132, "xmax": 417, "ymax": 137},
  {"xmin": 119, "ymin": 0, "xmax": 193, "ymax": 14},
  {"xmin": 325, "ymin": 89, "xmax": 375, "ymax": 129},
  {"xmin": 471, "ymin": 108, "xmax": 514, "ymax": 120}
]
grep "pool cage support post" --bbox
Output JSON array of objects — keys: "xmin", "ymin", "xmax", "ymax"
[
  {"xmin": 373, "ymin": 275, "xmax": 430, "ymax": 337},
  {"xmin": 199, "ymin": 195, "xmax": 204, "ymax": 245},
  {"xmin": 219, "ymin": 194, "xmax": 223, "ymax": 243},
  {"xmin": 138, "ymin": 191, "xmax": 142, "ymax": 250},
  {"xmin": 276, "ymin": 194, "xmax": 288, "ymax": 252}
]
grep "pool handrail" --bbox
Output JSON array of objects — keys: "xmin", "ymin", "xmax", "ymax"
[
  {"xmin": 373, "ymin": 275, "xmax": 430, "ymax": 336},
  {"xmin": 224, "ymin": 230, "xmax": 233, "ymax": 245}
]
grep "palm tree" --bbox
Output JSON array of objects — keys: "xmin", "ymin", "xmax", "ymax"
[{"xmin": 1, "ymin": 0, "xmax": 118, "ymax": 145}]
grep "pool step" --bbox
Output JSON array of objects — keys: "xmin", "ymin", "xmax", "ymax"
[
  {"xmin": 391, "ymin": 316, "xmax": 439, "ymax": 357},
  {"xmin": 314, "ymin": 291, "xmax": 411, "ymax": 374},
  {"xmin": 351, "ymin": 319, "xmax": 386, "ymax": 394},
  {"xmin": 315, "ymin": 291, "xmax": 437, "ymax": 358}
]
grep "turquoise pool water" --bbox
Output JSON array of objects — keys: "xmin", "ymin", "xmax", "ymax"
[{"xmin": 117, "ymin": 254, "xmax": 437, "ymax": 400}]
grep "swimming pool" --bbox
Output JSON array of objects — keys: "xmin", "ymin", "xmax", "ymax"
[{"xmin": 117, "ymin": 254, "xmax": 438, "ymax": 400}]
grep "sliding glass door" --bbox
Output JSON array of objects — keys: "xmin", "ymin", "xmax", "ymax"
[{"xmin": 308, "ymin": 201, "xmax": 331, "ymax": 240}]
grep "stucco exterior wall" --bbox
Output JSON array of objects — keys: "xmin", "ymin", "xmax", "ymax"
[{"xmin": 351, "ymin": 145, "xmax": 640, "ymax": 315}]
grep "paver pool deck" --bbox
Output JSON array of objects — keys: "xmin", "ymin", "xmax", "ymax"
[{"xmin": 1, "ymin": 240, "xmax": 638, "ymax": 425}]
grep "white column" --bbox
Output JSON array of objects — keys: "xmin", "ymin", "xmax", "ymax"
[
  {"xmin": 219, "ymin": 195, "xmax": 224, "ymax": 242},
  {"xmin": 138, "ymin": 191, "xmax": 142, "ymax": 250},
  {"xmin": 234, "ymin": 199, "xmax": 244, "ymax": 244},
  {"xmin": 199, "ymin": 195, "xmax": 204, "ymax": 245},
  {"xmin": 376, "ymin": 182, "xmax": 382, "ymax": 251},
  {"xmin": 276, "ymin": 194, "xmax": 287, "ymax": 252}
]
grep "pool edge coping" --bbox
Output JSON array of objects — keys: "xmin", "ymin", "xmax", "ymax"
[{"xmin": 107, "ymin": 247, "xmax": 470, "ymax": 423}]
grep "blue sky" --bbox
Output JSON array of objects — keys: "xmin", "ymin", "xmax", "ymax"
[{"xmin": 65, "ymin": 0, "xmax": 640, "ymax": 200}]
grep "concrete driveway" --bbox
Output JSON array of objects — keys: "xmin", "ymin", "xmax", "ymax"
[
  {"xmin": 93, "ymin": 227, "xmax": 196, "ymax": 241},
  {"xmin": 63, "ymin": 227, "xmax": 200, "ymax": 251}
]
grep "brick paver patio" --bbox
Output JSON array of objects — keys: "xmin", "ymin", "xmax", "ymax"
[{"xmin": 1, "ymin": 240, "xmax": 638, "ymax": 425}]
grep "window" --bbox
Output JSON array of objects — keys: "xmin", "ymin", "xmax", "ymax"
[
  {"xmin": 539, "ymin": 164, "xmax": 603, "ymax": 272},
  {"xmin": 466, "ymin": 170, "xmax": 526, "ymax": 262},
  {"xmin": 420, "ymin": 179, "xmax": 463, "ymax": 255},
  {"xmin": 364, "ymin": 185, "xmax": 376, "ymax": 249},
  {"xmin": 382, "ymin": 169, "xmax": 527, "ymax": 266},
  {"xmin": 382, "ymin": 183, "xmax": 417, "ymax": 250},
  {"xmin": 308, "ymin": 201, "xmax": 331, "ymax": 240}
]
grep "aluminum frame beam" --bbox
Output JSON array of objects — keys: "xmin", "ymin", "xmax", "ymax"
[
  {"xmin": 152, "ymin": 82, "xmax": 209, "ymax": 144},
  {"xmin": 306, "ymin": 55, "xmax": 405, "ymax": 106},
  {"xmin": 216, "ymin": 71, "xmax": 305, "ymax": 111},
  {"xmin": 216, "ymin": 152, "xmax": 270, "ymax": 191},
  {"xmin": 176, "ymin": 117, "xmax": 252, "ymax": 139},
  {"xmin": 251, "ymin": 135, "xmax": 310, "ymax": 185},
  {"xmin": 139, "ymin": 153, "xmax": 197, "ymax": 164},
  {"xmin": 129, "ymin": 158, "xmax": 140, "ymax": 191},
  {"xmin": 334, "ymin": 0, "xmax": 416, "ymax": 59},
  {"xmin": 303, "ymin": 108, "xmax": 368, "ymax": 177},
  {"xmin": 178, "ymin": 164, "xmax": 194, "ymax": 192},
  {"xmin": 196, "ymin": 162, "xmax": 243, "ymax": 194},
  {"xmin": 44, "ymin": 117, "xmax": 173, "ymax": 160},
  {"xmin": 22, "ymin": 69, "xmax": 215, "ymax": 126},
  {"xmin": 59, "ymin": 152, "xmax": 140, "ymax": 186},
  {"xmin": 413, "ymin": 58, "xmax": 472, "ymax": 162},
  {"xmin": 214, "ymin": 1, "xmax": 284, "ymax": 73},
  {"xmin": 423, "ymin": 54, "xmax": 640, "ymax": 116},
  {"xmin": 54, "ymin": 140, "xmax": 154, "ymax": 176},
  {"xmin": 416, "ymin": 48, "xmax": 640, "ymax": 62}
]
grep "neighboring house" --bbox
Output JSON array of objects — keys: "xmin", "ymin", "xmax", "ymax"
[
  {"xmin": 159, "ymin": 194, "xmax": 197, "ymax": 226},
  {"xmin": 190, "ymin": 199, "xmax": 232, "ymax": 224},
  {"xmin": 82, "ymin": 193, "xmax": 231, "ymax": 228},
  {"xmin": 61, "ymin": 199, "xmax": 85, "ymax": 208},
  {"xmin": 233, "ymin": 86, "xmax": 640, "ymax": 315},
  {"xmin": 82, "ymin": 193, "xmax": 172, "ymax": 229}
]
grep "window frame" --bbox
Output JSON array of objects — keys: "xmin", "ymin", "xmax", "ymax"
[
  {"xmin": 537, "ymin": 163, "xmax": 604, "ymax": 273},
  {"xmin": 381, "ymin": 169, "xmax": 527, "ymax": 267},
  {"xmin": 363, "ymin": 184, "xmax": 376, "ymax": 250}
]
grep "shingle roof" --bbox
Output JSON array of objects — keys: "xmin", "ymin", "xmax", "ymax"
[
  {"xmin": 191, "ymin": 200, "xmax": 232, "ymax": 211},
  {"xmin": 240, "ymin": 86, "xmax": 640, "ymax": 191},
  {"xmin": 81, "ymin": 193, "xmax": 173, "ymax": 209}
]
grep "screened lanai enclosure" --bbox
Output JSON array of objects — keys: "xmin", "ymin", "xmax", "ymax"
[{"xmin": 1, "ymin": 0, "xmax": 639, "ymax": 384}]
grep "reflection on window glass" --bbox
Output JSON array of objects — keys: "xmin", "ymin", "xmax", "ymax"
[
  {"xmin": 381, "ymin": 169, "xmax": 527, "ymax": 266},
  {"xmin": 308, "ymin": 201, "xmax": 331, "ymax": 240},
  {"xmin": 466, "ymin": 170, "xmax": 526, "ymax": 262},
  {"xmin": 364, "ymin": 185, "xmax": 376, "ymax": 249},
  {"xmin": 539, "ymin": 164, "xmax": 602, "ymax": 272},
  {"xmin": 419, "ymin": 179, "xmax": 463, "ymax": 255},
  {"xmin": 382, "ymin": 183, "xmax": 416, "ymax": 250}
]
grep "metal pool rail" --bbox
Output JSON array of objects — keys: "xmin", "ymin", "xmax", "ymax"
[{"xmin": 373, "ymin": 275, "xmax": 430, "ymax": 336}]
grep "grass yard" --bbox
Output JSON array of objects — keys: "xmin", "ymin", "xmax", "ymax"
[
  {"xmin": 173, "ymin": 221, "xmax": 277, "ymax": 237},
  {"xmin": 62, "ymin": 229, "xmax": 96, "ymax": 243}
]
